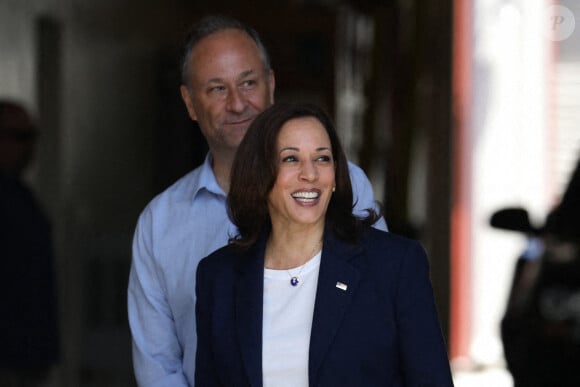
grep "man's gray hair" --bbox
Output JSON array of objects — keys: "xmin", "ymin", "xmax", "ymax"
[{"xmin": 181, "ymin": 15, "xmax": 271, "ymax": 88}]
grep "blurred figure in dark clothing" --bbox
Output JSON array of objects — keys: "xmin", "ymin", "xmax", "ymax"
[
  {"xmin": 493, "ymin": 156, "xmax": 580, "ymax": 387},
  {"xmin": 544, "ymin": 158, "xmax": 580, "ymax": 240},
  {"xmin": 0, "ymin": 100, "xmax": 59, "ymax": 386}
]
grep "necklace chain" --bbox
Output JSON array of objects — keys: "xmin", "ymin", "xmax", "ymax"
[{"xmin": 287, "ymin": 240, "xmax": 322, "ymax": 287}]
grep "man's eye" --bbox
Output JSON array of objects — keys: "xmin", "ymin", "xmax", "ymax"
[
  {"xmin": 241, "ymin": 80, "xmax": 257, "ymax": 88},
  {"xmin": 208, "ymin": 86, "xmax": 226, "ymax": 94}
]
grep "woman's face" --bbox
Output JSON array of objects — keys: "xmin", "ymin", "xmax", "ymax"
[{"xmin": 267, "ymin": 116, "xmax": 335, "ymax": 230}]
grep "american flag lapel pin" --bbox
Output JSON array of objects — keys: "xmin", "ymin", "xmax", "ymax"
[{"xmin": 335, "ymin": 281, "xmax": 347, "ymax": 291}]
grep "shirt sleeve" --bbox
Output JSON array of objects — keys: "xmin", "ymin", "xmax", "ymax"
[
  {"xmin": 347, "ymin": 161, "xmax": 388, "ymax": 231},
  {"xmin": 127, "ymin": 207, "xmax": 190, "ymax": 387}
]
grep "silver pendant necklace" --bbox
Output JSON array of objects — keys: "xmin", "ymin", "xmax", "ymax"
[
  {"xmin": 286, "ymin": 240, "xmax": 322, "ymax": 287},
  {"xmin": 288, "ymin": 264, "xmax": 306, "ymax": 287}
]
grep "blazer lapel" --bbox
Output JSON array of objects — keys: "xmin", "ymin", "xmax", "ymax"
[
  {"xmin": 308, "ymin": 232, "xmax": 363, "ymax": 385},
  {"xmin": 235, "ymin": 242, "xmax": 265, "ymax": 387}
]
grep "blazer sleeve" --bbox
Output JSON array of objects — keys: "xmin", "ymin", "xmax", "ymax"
[
  {"xmin": 194, "ymin": 258, "xmax": 221, "ymax": 387},
  {"xmin": 395, "ymin": 241, "xmax": 454, "ymax": 386}
]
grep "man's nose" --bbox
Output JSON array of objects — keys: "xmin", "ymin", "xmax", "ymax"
[{"xmin": 226, "ymin": 88, "xmax": 246, "ymax": 113}]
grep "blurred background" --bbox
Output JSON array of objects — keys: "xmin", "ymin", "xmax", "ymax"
[{"xmin": 0, "ymin": 0, "xmax": 578, "ymax": 386}]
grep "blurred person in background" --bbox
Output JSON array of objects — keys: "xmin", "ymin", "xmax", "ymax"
[
  {"xmin": 492, "ymin": 156, "xmax": 580, "ymax": 387},
  {"xmin": 0, "ymin": 100, "xmax": 59, "ymax": 387}
]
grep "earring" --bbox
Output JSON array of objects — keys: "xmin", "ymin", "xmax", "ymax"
[{"xmin": 332, "ymin": 186, "xmax": 336, "ymax": 192}]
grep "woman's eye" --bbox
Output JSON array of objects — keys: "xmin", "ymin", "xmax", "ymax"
[
  {"xmin": 282, "ymin": 155, "xmax": 298, "ymax": 163},
  {"xmin": 317, "ymin": 155, "xmax": 332, "ymax": 162}
]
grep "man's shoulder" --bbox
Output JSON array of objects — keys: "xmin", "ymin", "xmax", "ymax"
[
  {"xmin": 346, "ymin": 160, "xmax": 365, "ymax": 175},
  {"xmin": 145, "ymin": 166, "xmax": 204, "ymax": 211},
  {"xmin": 346, "ymin": 160, "xmax": 372, "ymax": 188},
  {"xmin": 133, "ymin": 167, "xmax": 207, "ymax": 228}
]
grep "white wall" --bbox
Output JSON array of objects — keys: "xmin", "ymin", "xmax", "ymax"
[
  {"xmin": 469, "ymin": 0, "xmax": 551, "ymax": 367},
  {"xmin": 468, "ymin": 0, "xmax": 580, "ymax": 371}
]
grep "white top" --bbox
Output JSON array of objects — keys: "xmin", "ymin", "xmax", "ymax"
[{"xmin": 262, "ymin": 250, "xmax": 322, "ymax": 387}]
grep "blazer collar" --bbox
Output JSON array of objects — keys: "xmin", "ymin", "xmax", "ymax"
[
  {"xmin": 308, "ymin": 230, "xmax": 364, "ymax": 385},
  {"xmin": 233, "ymin": 228, "xmax": 365, "ymax": 387}
]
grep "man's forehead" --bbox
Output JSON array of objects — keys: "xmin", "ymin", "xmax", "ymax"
[
  {"xmin": 191, "ymin": 30, "xmax": 263, "ymax": 69},
  {"xmin": 206, "ymin": 69, "xmax": 260, "ymax": 84}
]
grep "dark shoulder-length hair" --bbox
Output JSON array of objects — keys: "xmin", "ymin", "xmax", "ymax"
[{"xmin": 228, "ymin": 102, "xmax": 380, "ymax": 248}]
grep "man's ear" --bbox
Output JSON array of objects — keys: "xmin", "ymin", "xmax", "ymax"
[
  {"xmin": 268, "ymin": 70, "xmax": 276, "ymax": 104},
  {"xmin": 180, "ymin": 85, "xmax": 197, "ymax": 121}
]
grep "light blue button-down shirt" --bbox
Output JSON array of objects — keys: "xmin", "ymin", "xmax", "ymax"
[{"xmin": 128, "ymin": 154, "xmax": 387, "ymax": 386}]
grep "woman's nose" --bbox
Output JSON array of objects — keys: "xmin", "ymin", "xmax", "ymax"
[{"xmin": 299, "ymin": 160, "xmax": 318, "ymax": 181}]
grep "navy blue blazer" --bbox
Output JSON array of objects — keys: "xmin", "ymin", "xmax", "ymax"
[{"xmin": 195, "ymin": 227, "xmax": 454, "ymax": 386}]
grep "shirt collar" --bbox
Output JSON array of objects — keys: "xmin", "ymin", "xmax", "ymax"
[{"xmin": 194, "ymin": 152, "xmax": 227, "ymax": 199}]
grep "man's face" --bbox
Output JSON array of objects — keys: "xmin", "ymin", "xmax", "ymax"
[{"xmin": 180, "ymin": 29, "xmax": 275, "ymax": 158}]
